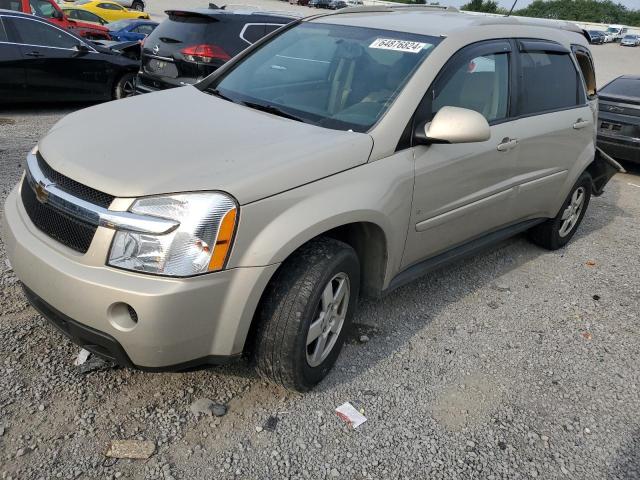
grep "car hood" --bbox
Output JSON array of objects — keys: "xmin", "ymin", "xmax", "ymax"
[{"xmin": 39, "ymin": 86, "xmax": 374, "ymax": 205}]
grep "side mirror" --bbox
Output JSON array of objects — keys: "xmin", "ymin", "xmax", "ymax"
[
  {"xmin": 74, "ymin": 43, "xmax": 91, "ymax": 53},
  {"xmin": 52, "ymin": 9, "xmax": 64, "ymax": 19},
  {"xmin": 415, "ymin": 106, "xmax": 491, "ymax": 145}
]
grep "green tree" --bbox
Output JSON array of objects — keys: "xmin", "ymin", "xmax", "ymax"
[
  {"xmin": 461, "ymin": 0, "xmax": 499, "ymax": 13},
  {"xmin": 514, "ymin": 0, "xmax": 640, "ymax": 27}
]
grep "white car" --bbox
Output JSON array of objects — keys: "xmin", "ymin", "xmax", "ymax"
[{"xmin": 620, "ymin": 34, "xmax": 640, "ymax": 47}]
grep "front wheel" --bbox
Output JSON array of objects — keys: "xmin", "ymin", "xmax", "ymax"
[
  {"xmin": 528, "ymin": 172, "xmax": 592, "ymax": 250},
  {"xmin": 113, "ymin": 73, "xmax": 136, "ymax": 100},
  {"xmin": 254, "ymin": 238, "xmax": 360, "ymax": 392}
]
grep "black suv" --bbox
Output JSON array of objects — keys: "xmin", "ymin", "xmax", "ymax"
[{"xmin": 136, "ymin": 8, "xmax": 297, "ymax": 93}]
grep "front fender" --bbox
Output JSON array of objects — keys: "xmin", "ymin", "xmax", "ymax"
[{"xmin": 228, "ymin": 150, "xmax": 415, "ymax": 289}]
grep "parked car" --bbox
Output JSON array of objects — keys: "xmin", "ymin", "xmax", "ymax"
[
  {"xmin": 2, "ymin": 6, "xmax": 621, "ymax": 392},
  {"xmin": 136, "ymin": 9, "xmax": 296, "ymax": 94},
  {"xmin": 314, "ymin": 0, "xmax": 332, "ymax": 8},
  {"xmin": 597, "ymin": 75, "xmax": 640, "ymax": 164},
  {"xmin": 0, "ymin": 0, "xmax": 110, "ymax": 39},
  {"xmin": 587, "ymin": 30, "xmax": 605, "ymax": 45},
  {"xmin": 0, "ymin": 10, "xmax": 138, "ymax": 102},
  {"xmin": 606, "ymin": 24, "xmax": 628, "ymax": 42},
  {"xmin": 61, "ymin": 6, "xmax": 107, "ymax": 25},
  {"xmin": 74, "ymin": 0, "xmax": 149, "ymax": 22},
  {"xmin": 620, "ymin": 34, "xmax": 640, "ymax": 47},
  {"xmin": 328, "ymin": 0, "xmax": 347, "ymax": 9},
  {"xmin": 112, "ymin": 0, "xmax": 144, "ymax": 11},
  {"xmin": 107, "ymin": 18, "xmax": 157, "ymax": 41}
]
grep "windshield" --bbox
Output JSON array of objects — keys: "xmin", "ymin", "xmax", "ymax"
[
  {"xmin": 206, "ymin": 23, "xmax": 440, "ymax": 132},
  {"xmin": 623, "ymin": 35, "xmax": 636, "ymax": 40},
  {"xmin": 606, "ymin": 27, "xmax": 621, "ymax": 33}
]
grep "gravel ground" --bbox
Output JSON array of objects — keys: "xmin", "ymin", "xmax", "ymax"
[{"xmin": 1, "ymin": 31, "xmax": 640, "ymax": 480}]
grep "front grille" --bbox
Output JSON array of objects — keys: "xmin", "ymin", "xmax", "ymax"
[
  {"xmin": 21, "ymin": 177, "xmax": 97, "ymax": 253},
  {"xmin": 36, "ymin": 153, "xmax": 114, "ymax": 208}
]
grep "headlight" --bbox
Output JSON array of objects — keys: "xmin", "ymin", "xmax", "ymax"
[{"xmin": 108, "ymin": 192, "xmax": 237, "ymax": 277}]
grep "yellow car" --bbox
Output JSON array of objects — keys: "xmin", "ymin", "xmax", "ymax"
[{"xmin": 74, "ymin": 0, "xmax": 150, "ymax": 22}]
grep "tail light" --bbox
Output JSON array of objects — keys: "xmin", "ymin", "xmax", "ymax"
[{"xmin": 180, "ymin": 44, "xmax": 230, "ymax": 63}]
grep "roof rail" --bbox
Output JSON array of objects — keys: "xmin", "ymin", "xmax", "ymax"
[{"xmin": 325, "ymin": 4, "xmax": 459, "ymax": 15}]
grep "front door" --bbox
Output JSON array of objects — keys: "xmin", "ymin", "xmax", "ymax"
[{"xmin": 402, "ymin": 40, "xmax": 521, "ymax": 269}]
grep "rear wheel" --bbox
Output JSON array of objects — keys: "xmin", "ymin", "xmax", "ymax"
[
  {"xmin": 254, "ymin": 238, "xmax": 360, "ymax": 392},
  {"xmin": 132, "ymin": 1, "xmax": 144, "ymax": 11},
  {"xmin": 528, "ymin": 172, "xmax": 592, "ymax": 250},
  {"xmin": 113, "ymin": 73, "xmax": 136, "ymax": 100}
]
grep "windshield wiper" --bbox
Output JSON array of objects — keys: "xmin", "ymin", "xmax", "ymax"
[
  {"xmin": 208, "ymin": 88, "xmax": 237, "ymax": 104},
  {"xmin": 242, "ymin": 101, "xmax": 304, "ymax": 122}
]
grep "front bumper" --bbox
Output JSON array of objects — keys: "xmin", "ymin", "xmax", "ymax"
[{"xmin": 2, "ymin": 185, "xmax": 278, "ymax": 368}]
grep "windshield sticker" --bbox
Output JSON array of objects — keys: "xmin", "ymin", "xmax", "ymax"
[{"xmin": 369, "ymin": 38, "xmax": 427, "ymax": 53}]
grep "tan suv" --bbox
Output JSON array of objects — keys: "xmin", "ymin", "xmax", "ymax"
[{"xmin": 2, "ymin": 6, "xmax": 622, "ymax": 391}]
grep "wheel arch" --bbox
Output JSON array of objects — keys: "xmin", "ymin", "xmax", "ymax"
[{"xmin": 240, "ymin": 220, "xmax": 389, "ymax": 357}]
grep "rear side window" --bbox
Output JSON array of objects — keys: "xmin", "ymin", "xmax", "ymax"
[
  {"xmin": 241, "ymin": 24, "xmax": 266, "ymax": 44},
  {"xmin": 7, "ymin": 17, "xmax": 78, "ymax": 48},
  {"xmin": 600, "ymin": 77, "xmax": 640, "ymax": 97},
  {"xmin": 518, "ymin": 51, "xmax": 580, "ymax": 115},
  {"xmin": 572, "ymin": 47, "xmax": 596, "ymax": 99},
  {"xmin": 0, "ymin": 0, "xmax": 21, "ymax": 11},
  {"xmin": 433, "ymin": 52, "xmax": 510, "ymax": 123},
  {"xmin": 0, "ymin": 18, "xmax": 7, "ymax": 42}
]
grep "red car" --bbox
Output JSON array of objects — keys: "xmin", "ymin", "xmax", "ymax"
[{"xmin": 1, "ymin": 0, "xmax": 111, "ymax": 39}]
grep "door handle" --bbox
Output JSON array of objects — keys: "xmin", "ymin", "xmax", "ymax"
[
  {"xmin": 497, "ymin": 137, "xmax": 518, "ymax": 152},
  {"xmin": 573, "ymin": 119, "xmax": 590, "ymax": 129},
  {"xmin": 25, "ymin": 51, "xmax": 44, "ymax": 57}
]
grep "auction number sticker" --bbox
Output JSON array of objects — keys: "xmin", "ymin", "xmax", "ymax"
[{"xmin": 369, "ymin": 38, "xmax": 427, "ymax": 53}]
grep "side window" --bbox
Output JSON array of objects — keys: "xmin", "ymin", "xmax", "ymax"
[
  {"xmin": 241, "ymin": 24, "xmax": 266, "ymax": 44},
  {"xmin": 432, "ymin": 52, "xmax": 510, "ymax": 123},
  {"xmin": 99, "ymin": 3, "xmax": 123, "ymax": 10},
  {"xmin": 518, "ymin": 51, "xmax": 580, "ymax": 115},
  {"xmin": 264, "ymin": 23, "xmax": 283, "ymax": 35},
  {"xmin": 30, "ymin": 0, "xmax": 56, "ymax": 17},
  {"xmin": 8, "ymin": 17, "xmax": 78, "ymax": 48},
  {"xmin": 0, "ymin": 0, "xmax": 21, "ymax": 11},
  {"xmin": 0, "ymin": 18, "xmax": 7, "ymax": 42},
  {"xmin": 572, "ymin": 46, "xmax": 596, "ymax": 99},
  {"xmin": 135, "ymin": 24, "xmax": 154, "ymax": 35}
]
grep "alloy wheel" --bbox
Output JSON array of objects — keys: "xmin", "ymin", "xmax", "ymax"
[
  {"xmin": 306, "ymin": 273, "xmax": 350, "ymax": 367},
  {"xmin": 559, "ymin": 186, "xmax": 586, "ymax": 237}
]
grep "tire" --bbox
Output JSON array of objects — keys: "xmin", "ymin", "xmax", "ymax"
[
  {"xmin": 528, "ymin": 172, "xmax": 592, "ymax": 250},
  {"xmin": 132, "ymin": 1, "xmax": 144, "ymax": 11},
  {"xmin": 254, "ymin": 237, "xmax": 360, "ymax": 392},
  {"xmin": 113, "ymin": 73, "xmax": 136, "ymax": 100}
]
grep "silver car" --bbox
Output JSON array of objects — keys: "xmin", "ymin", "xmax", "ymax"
[{"xmin": 1, "ymin": 6, "xmax": 621, "ymax": 391}]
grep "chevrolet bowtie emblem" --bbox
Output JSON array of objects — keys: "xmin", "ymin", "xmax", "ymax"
[{"xmin": 34, "ymin": 181, "xmax": 50, "ymax": 204}]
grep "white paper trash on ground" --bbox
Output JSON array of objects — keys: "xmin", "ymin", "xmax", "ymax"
[
  {"xmin": 73, "ymin": 349, "xmax": 91, "ymax": 366},
  {"xmin": 336, "ymin": 402, "xmax": 367, "ymax": 429}
]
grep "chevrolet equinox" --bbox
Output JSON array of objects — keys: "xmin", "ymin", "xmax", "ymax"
[{"xmin": 2, "ymin": 6, "xmax": 622, "ymax": 391}]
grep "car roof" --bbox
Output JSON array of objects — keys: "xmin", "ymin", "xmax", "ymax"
[
  {"xmin": 164, "ymin": 8, "xmax": 302, "ymax": 20},
  {"xmin": 308, "ymin": 6, "xmax": 585, "ymax": 41}
]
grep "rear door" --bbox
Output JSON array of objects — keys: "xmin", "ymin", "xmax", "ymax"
[
  {"xmin": 4, "ymin": 15, "xmax": 111, "ymax": 100},
  {"xmin": 508, "ymin": 40, "xmax": 594, "ymax": 220},
  {"xmin": 0, "ymin": 15, "xmax": 28, "ymax": 101}
]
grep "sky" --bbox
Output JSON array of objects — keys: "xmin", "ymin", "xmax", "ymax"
[{"xmin": 440, "ymin": 0, "xmax": 640, "ymax": 10}]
